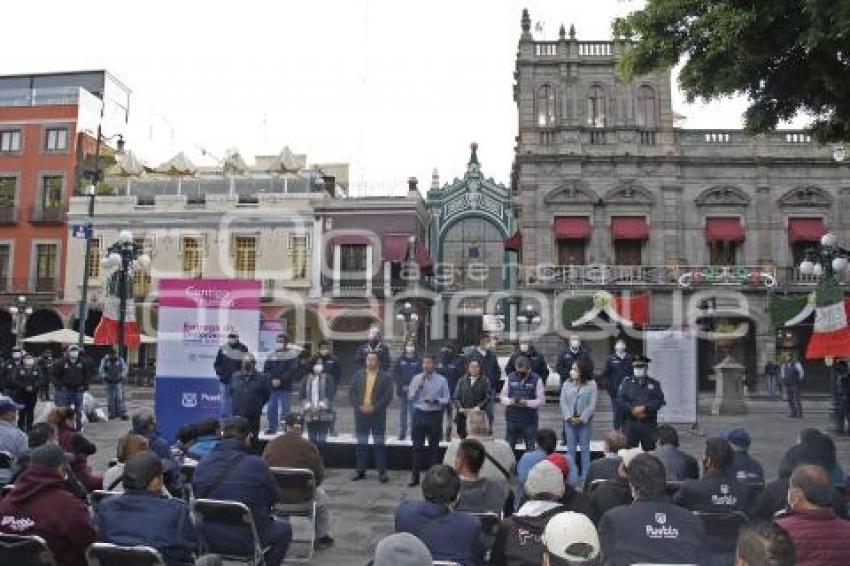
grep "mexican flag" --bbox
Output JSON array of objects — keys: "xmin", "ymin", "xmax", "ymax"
[
  {"xmin": 806, "ymin": 278, "xmax": 850, "ymax": 360},
  {"xmin": 94, "ymin": 271, "xmax": 140, "ymax": 348}
]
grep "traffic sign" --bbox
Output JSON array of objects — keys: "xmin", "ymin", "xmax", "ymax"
[{"xmin": 71, "ymin": 224, "xmax": 94, "ymax": 240}]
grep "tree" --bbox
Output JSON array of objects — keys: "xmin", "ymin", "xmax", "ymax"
[{"xmin": 613, "ymin": 1, "xmax": 850, "ymax": 142}]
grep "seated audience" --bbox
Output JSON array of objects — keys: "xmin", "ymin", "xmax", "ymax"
[
  {"xmin": 541, "ymin": 511, "xmax": 601, "ymax": 566},
  {"xmin": 598, "ymin": 453, "xmax": 705, "ymax": 566},
  {"xmin": 516, "ymin": 428, "xmax": 558, "ymax": 485},
  {"xmin": 192, "ymin": 416, "xmax": 291, "ymax": 566},
  {"xmin": 0, "ymin": 395, "xmax": 27, "ymax": 485},
  {"xmin": 0, "ymin": 444, "xmax": 96, "ymax": 566},
  {"xmin": 546, "ymin": 453, "xmax": 593, "ymax": 518},
  {"xmin": 584, "ymin": 430, "xmax": 626, "ymax": 486},
  {"xmin": 9, "ymin": 422, "xmax": 88, "ymax": 500},
  {"xmin": 454, "ymin": 438, "xmax": 513, "ymax": 516},
  {"xmin": 262, "ymin": 413, "xmax": 334, "ymax": 550},
  {"xmin": 131, "ymin": 408, "xmax": 173, "ymax": 460},
  {"xmin": 372, "ymin": 532, "xmax": 433, "ymax": 566},
  {"xmin": 96, "ymin": 452, "xmax": 197, "ymax": 565},
  {"xmin": 775, "ymin": 464, "xmax": 850, "ymax": 565},
  {"xmin": 724, "ymin": 427, "xmax": 765, "ymax": 486},
  {"xmin": 780, "ymin": 428, "xmax": 844, "ymax": 488},
  {"xmin": 443, "ymin": 408, "xmax": 515, "ymax": 483},
  {"xmin": 175, "ymin": 418, "xmax": 221, "ymax": 461},
  {"xmin": 490, "ymin": 460, "xmax": 570, "ymax": 566},
  {"xmin": 735, "ymin": 521, "xmax": 796, "ymax": 566},
  {"xmin": 395, "ymin": 464, "xmax": 485, "ymax": 566},
  {"xmin": 47, "ymin": 406, "xmax": 77, "ymax": 451},
  {"xmin": 652, "ymin": 424, "xmax": 699, "ymax": 481},
  {"xmin": 103, "ymin": 433, "xmax": 160, "ymax": 492},
  {"xmin": 589, "ymin": 447, "xmax": 640, "ymax": 524},
  {"xmin": 67, "ymin": 432, "xmax": 103, "ymax": 491}
]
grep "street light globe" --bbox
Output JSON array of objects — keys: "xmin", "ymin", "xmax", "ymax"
[
  {"xmin": 821, "ymin": 233, "xmax": 838, "ymax": 247},
  {"xmin": 24, "ymin": 306, "xmax": 33, "ymax": 315},
  {"xmin": 410, "ymin": 313, "xmax": 419, "ymax": 322},
  {"xmin": 395, "ymin": 313, "xmax": 404, "ymax": 321},
  {"xmin": 8, "ymin": 306, "xmax": 18, "ymax": 315},
  {"xmin": 118, "ymin": 230, "xmax": 133, "ymax": 244},
  {"xmin": 17, "ymin": 296, "xmax": 25, "ymax": 304},
  {"xmin": 833, "ymin": 257, "xmax": 849, "ymax": 273},
  {"xmin": 107, "ymin": 253, "xmax": 122, "ymax": 269},
  {"xmin": 403, "ymin": 302, "xmax": 412, "ymax": 311},
  {"xmin": 812, "ymin": 263, "xmax": 824, "ymax": 277},
  {"xmin": 799, "ymin": 260, "xmax": 815, "ymax": 275},
  {"xmin": 516, "ymin": 315, "xmax": 528, "ymax": 324}
]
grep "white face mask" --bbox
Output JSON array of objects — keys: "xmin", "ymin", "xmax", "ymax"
[
  {"xmin": 615, "ymin": 342, "xmax": 626, "ymax": 354},
  {"xmin": 313, "ymin": 364, "xmax": 323, "ymax": 374},
  {"xmin": 405, "ymin": 346, "xmax": 415, "ymax": 355},
  {"xmin": 69, "ymin": 352, "xmax": 79, "ymax": 361},
  {"xmin": 570, "ymin": 339, "xmax": 580, "ymax": 350},
  {"xmin": 12, "ymin": 352, "xmax": 21, "ymax": 360},
  {"xmin": 519, "ymin": 344, "xmax": 529, "ymax": 353},
  {"xmin": 24, "ymin": 360, "xmax": 34, "ymax": 369},
  {"xmin": 228, "ymin": 338, "xmax": 238, "ymax": 346},
  {"xmin": 634, "ymin": 367, "xmax": 647, "ymax": 378},
  {"xmin": 275, "ymin": 342, "xmax": 285, "ymax": 351}
]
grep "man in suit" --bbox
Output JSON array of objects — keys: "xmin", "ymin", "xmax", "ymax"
[
  {"xmin": 354, "ymin": 326, "xmax": 392, "ymax": 371},
  {"xmin": 349, "ymin": 351, "xmax": 393, "ymax": 483}
]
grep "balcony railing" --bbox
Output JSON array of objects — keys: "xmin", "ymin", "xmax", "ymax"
[
  {"xmin": 520, "ymin": 264, "xmax": 780, "ymax": 289},
  {"xmin": 0, "ymin": 208, "xmax": 18, "ymax": 225},
  {"xmin": 29, "ymin": 206, "xmax": 64, "ymax": 224}
]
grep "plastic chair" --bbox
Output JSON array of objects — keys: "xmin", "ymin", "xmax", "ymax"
[
  {"xmin": 193, "ymin": 498, "xmax": 267, "ymax": 565},
  {"xmin": 85, "ymin": 542, "xmax": 165, "ymax": 566},
  {"xmin": 269, "ymin": 467, "xmax": 317, "ymax": 562},
  {"xmin": 0, "ymin": 533, "xmax": 56, "ymax": 565}
]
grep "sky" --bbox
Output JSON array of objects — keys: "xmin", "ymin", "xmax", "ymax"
[{"xmin": 4, "ymin": 0, "xmax": 758, "ymax": 195}]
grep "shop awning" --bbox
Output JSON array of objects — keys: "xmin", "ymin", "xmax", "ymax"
[
  {"xmin": 328, "ymin": 234, "xmax": 372, "ymax": 246},
  {"xmin": 382, "ymin": 233, "xmax": 412, "ymax": 262},
  {"xmin": 611, "ymin": 217, "xmax": 649, "ymax": 240},
  {"xmin": 788, "ymin": 218, "xmax": 826, "ymax": 244},
  {"xmin": 706, "ymin": 217, "xmax": 745, "ymax": 242},
  {"xmin": 415, "ymin": 242, "xmax": 434, "ymax": 274},
  {"xmin": 504, "ymin": 231, "xmax": 522, "ymax": 252},
  {"xmin": 554, "ymin": 216, "xmax": 591, "ymax": 240}
]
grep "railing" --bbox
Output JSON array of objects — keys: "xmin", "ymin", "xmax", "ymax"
[
  {"xmin": 588, "ymin": 129, "xmax": 607, "ymax": 145},
  {"xmin": 0, "ymin": 86, "xmax": 82, "ymax": 107},
  {"xmin": 0, "ymin": 208, "xmax": 18, "ymax": 225},
  {"xmin": 29, "ymin": 206, "xmax": 64, "ymax": 224},
  {"xmin": 779, "ymin": 267, "xmax": 819, "ymax": 286},
  {"xmin": 521, "ymin": 264, "xmax": 779, "ymax": 288},
  {"xmin": 535, "ymin": 42, "xmax": 558, "ymax": 56},
  {"xmin": 639, "ymin": 130, "xmax": 657, "ymax": 146},
  {"xmin": 578, "ymin": 42, "xmax": 612, "ymax": 56}
]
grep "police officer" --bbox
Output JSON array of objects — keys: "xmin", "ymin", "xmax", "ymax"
[
  {"xmin": 230, "ymin": 354, "xmax": 270, "ymax": 440},
  {"xmin": 262, "ymin": 334, "xmax": 299, "ymax": 435},
  {"xmin": 99, "ymin": 349, "xmax": 128, "ymax": 420},
  {"xmin": 505, "ymin": 339, "xmax": 549, "ymax": 383},
  {"xmin": 213, "ymin": 332, "xmax": 249, "ymax": 419},
  {"xmin": 781, "ymin": 352, "xmax": 804, "ymax": 418},
  {"xmin": 354, "ymin": 327, "xmax": 392, "ymax": 371},
  {"xmin": 602, "ymin": 340, "xmax": 634, "ymax": 431},
  {"xmin": 392, "ymin": 341, "xmax": 422, "ymax": 441},
  {"xmin": 37, "ymin": 349, "xmax": 56, "ymax": 401},
  {"xmin": 617, "ymin": 355, "xmax": 665, "ymax": 450},
  {"xmin": 55, "ymin": 345, "xmax": 91, "ymax": 430},
  {"xmin": 555, "ymin": 335, "xmax": 594, "ymax": 387},
  {"xmin": 436, "ymin": 341, "xmax": 464, "ymax": 442},
  {"xmin": 2, "ymin": 346, "xmax": 23, "ymax": 396},
  {"xmin": 315, "ymin": 340, "xmax": 341, "ymax": 435},
  {"xmin": 11, "ymin": 353, "xmax": 40, "ymax": 431}
]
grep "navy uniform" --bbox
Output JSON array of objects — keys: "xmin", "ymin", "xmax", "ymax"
[
  {"xmin": 37, "ymin": 351, "xmax": 56, "ymax": 401},
  {"xmin": 505, "ymin": 345, "xmax": 549, "ymax": 382},
  {"xmin": 602, "ymin": 349, "xmax": 634, "ymax": 431},
  {"xmin": 436, "ymin": 344, "xmax": 465, "ymax": 441},
  {"xmin": 617, "ymin": 356, "xmax": 665, "ymax": 450},
  {"xmin": 555, "ymin": 343, "xmax": 594, "ymax": 387},
  {"xmin": 55, "ymin": 347, "xmax": 92, "ymax": 430},
  {"xmin": 1, "ymin": 347, "xmax": 23, "ymax": 396},
  {"xmin": 354, "ymin": 339, "xmax": 392, "ymax": 372},
  {"xmin": 10, "ymin": 358, "xmax": 40, "ymax": 431}
]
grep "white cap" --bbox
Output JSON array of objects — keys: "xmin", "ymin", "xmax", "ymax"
[
  {"xmin": 525, "ymin": 460, "xmax": 565, "ymax": 498},
  {"xmin": 617, "ymin": 447, "xmax": 643, "ymax": 468},
  {"xmin": 542, "ymin": 511, "xmax": 600, "ymax": 562}
]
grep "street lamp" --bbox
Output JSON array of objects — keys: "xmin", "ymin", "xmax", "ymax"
[
  {"xmin": 515, "ymin": 304, "xmax": 540, "ymax": 334},
  {"xmin": 395, "ymin": 301, "xmax": 419, "ymax": 343},
  {"xmin": 101, "ymin": 229, "xmax": 150, "ymax": 360},
  {"xmin": 8, "ymin": 295, "xmax": 33, "ymax": 348}
]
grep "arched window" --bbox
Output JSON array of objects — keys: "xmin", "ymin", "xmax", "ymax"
[
  {"xmin": 636, "ymin": 85, "xmax": 657, "ymax": 128},
  {"xmin": 537, "ymin": 85, "xmax": 556, "ymax": 127},
  {"xmin": 587, "ymin": 85, "xmax": 606, "ymax": 128}
]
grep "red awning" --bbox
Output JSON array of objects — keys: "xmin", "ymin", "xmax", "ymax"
[
  {"xmin": 611, "ymin": 217, "xmax": 649, "ymax": 240},
  {"xmin": 788, "ymin": 218, "xmax": 826, "ymax": 244},
  {"xmin": 328, "ymin": 234, "xmax": 372, "ymax": 246},
  {"xmin": 382, "ymin": 233, "xmax": 412, "ymax": 263},
  {"xmin": 705, "ymin": 217, "xmax": 745, "ymax": 243},
  {"xmin": 504, "ymin": 231, "xmax": 522, "ymax": 252},
  {"xmin": 554, "ymin": 217, "xmax": 591, "ymax": 240},
  {"xmin": 415, "ymin": 242, "xmax": 434, "ymax": 274}
]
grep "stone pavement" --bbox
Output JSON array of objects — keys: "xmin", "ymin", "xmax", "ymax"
[{"xmin": 72, "ymin": 387, "xmax": 849, "ymax": 566}]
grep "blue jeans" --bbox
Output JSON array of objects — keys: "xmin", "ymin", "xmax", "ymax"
[
  {"xmin": 398, "ymin": 394, "xmax": 412, "ymax": 438},
  {"xmin": 766, "ymin": 373, "xmax": 779, "ymax": 396},
  {"xmin": 355, "ymin": 411, "xmax": 387, "ymax": 475},
  {"xmin": 219, "ymin": 382, "xmax": 232, "ymax": 419},
  {"xmin": 106, "ymin": 382, "xmax": 127, "ymax": 418},
  {"xmin": 787, "ymin": 382, "xmax": 803, "ymax": 417},
  {"xmin": 56, "ymin": 389, "xmax": 85, "ymax": 430},
  {"xmin": 266, "ymin": 389, "xmax": 292, "ymax": 433},
  {"xmin": 565, "ymin": 417, "xmax": 593, "ymax": 479},
  {"xmin": 506, "ymin": 420, "xmax": 537, "ymax": 450}
]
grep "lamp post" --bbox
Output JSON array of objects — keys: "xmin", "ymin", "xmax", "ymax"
[
  {"xmin": 101, "ymin": 230, "xmax": 150, "ymax": 361},
  {"xmin": 8, "ymin": 295, "xmax": 33, "ymax": 348},
  {"xmin": 798, "ymin": 231, "xmax": 850, "ymax": 433},
  {"xmin": 395, "ymin": 301, "xmax": 419, "ymax": 344},
  {"xmin": 698, "ymin": 297, "xmax": 720, "ymax": 367},
  {"xmin": 515, "ymin": 304, "xmax": 540, "ymax": 335}
]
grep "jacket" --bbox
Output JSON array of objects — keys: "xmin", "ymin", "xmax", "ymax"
[
  {"xmin": 505, "ymin": 347, "xmax": 549, "ymax": 380},
  {"xmin": 728, "ymin": 450, "xmax": 765, "ymax": 485},
  {"xmin": 559, "ymin": 379, "xmax": 598, "ymax": 423},
  {"xmin": 185, "ymin": 435, "xmax": 219, "ymax": 462},
  {"xmin": 0, "ymin": 463, "xmax": 96, "ymax": 566},
  {"xmin": 38, "ymin": 356, "xmax": 56, "ymax": 385},
  {"xmin": 213, "ymin": 342, "xmax": 248, "ymax": 385},
  {"xmin": 393, "ymin": 354, "xmax": 423, "ymax": 396},
  {"xmin": 465, "ymin": 348, "xmax": 502, "ymax": 389},
  {"xmin": 229, "ymin": 370, "xmax": 270, "ymax": 419},
  {"xmin": 590, "ymin": 476, "xmax": 633, "ymax": 524},
  {"xmin": 560, "ymin": 483, "xmax": 594, "ymax": 519},
  {"xmin": 455, "ymin": 477, "xmax": 511, "ymax": 516},
  {"xmin": 394, "ymin": 499, "xmax": 485, "ymax": 566},
  {"xmin": 99, "ymin": 357, "xmax": 127, "ymax": 384},
  {"xmin": 133, "ymin": 428, "xmax": 173, "ymax": 461},
  {"xmin": 776, "ymin": 507, "xmax": 850, "ymax": 566},
  {"xmin": 300, "ymin": 373, "xmax": 334, "ymax": 420},
  {"xmin": 348, "ymin": 369, "xmax": 393, "ymax": 414},
  {"xmin": 262, "ymin": 348, "xmax": 300, "ymax": 391},
  {"xmin": 490, "ymin": 501, "xmax": 565, "ymax": 566},
  {"xmin": 354, "ymin": 341, "xmax": 391, "ymax": 371},
  {"xmin": 653, "ymin": 444, "xmax": 700, "ymax": 482},
  {"xmin": 9, "ymin": 365, "xmax": 40, "ymax": 400},
  {"xmin": 751, "ymin": 478, "xmax": 848, "ymax": 521},
  {"xmin": 95, "ymin": 489, "xmax": 197, "ymax": 566},
  {"xmin": 602, "ymin": 353, "xmax": 633, "ymax": 395},
  {"xmin": 70, "ymin": 452, "xmax": 103, "ymax": 492},
  {"xmin": 674, "ymin": 471, "xmax": 751, "ymax": 552},
  {"xmin": 598, "ymin": 495, "xmax": 706, "ymax": 566},
  {"xmin": 0, "ymin": 420, "xmax": 28, "ymax": 484},
  {"xmin": 585, "ymin": 455, "xmax": 622, "ymax": 485},
  {"xmin": 55, "ymin": 357, "xmax": 91, "ymax": 391},
  {"xmin": 443, "ymin": 437, "xmax": 516, "ymax": 483},
  {"xmin": 192, "ymin": 439, "xmax": 283, "ymax": 552},
  {"xmin": 453, "ymin": 374, "xmax": 490, "ymax": 411},
  {"xmin": 263, "ymin": 430, "xmax": 325, "ymax": 500},
  {"xmin": 1, "ymin": 359, "xmax": 20, "ymax": 392},
  {"xmin": 436, "ymin": 352, "xmax": 465, "ymax": 393},
  {"xmin": 555, "ymin": 346, "xmax": 594, "ymax": 383},
  {"xmin": 617, "ymin": 375, "xmax": 666, "ymax": 424}
]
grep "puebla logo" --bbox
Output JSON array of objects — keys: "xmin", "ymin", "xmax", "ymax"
[{"xmin": 181, "ymin": 392, "xmax": 198, "ymax": 408}]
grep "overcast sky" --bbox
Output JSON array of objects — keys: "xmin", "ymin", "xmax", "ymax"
[{"xmin": 5, "ymin": 0, "xmax": 759, "ymax": 195}]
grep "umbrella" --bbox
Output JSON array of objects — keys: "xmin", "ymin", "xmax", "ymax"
[
  {"xmin": 23, "ymin": 329, "xmax": 94, "ymax": 345},
  {"xmin": 156, "ymin": 152, "xmax": 197, "ymax": 195},
  {"xmin": 110, "ymin": 150, "xmax": 145, "ymax": 196}
]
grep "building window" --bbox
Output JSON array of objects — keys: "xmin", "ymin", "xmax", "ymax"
[
  {"xmin": 132, "ymin": 237, "xmax": 152, "ymax": 298},
  {"xmin": 0, "ymin": 244, "xmax": 9, "ymax": 290},
  {"xmin": 339, "ymin": 243, "xmax": 368, "ymax": 288},
  {"xmin": 708, "ymin": 241, "xmax": 739, "ymax": 265},
  {"xmin": 35, "ymin": 243, "xmax": 58, "ymax": 291},
  {"xmin": 614, "ymin": 241, "xmax": 643, "ymax": 266},
  {"xmin": 0, "ymin": 130, "xmax": 21, "ymax": 153},
  {"xmin": 289, "ymin": 235, "xmax": 308, "ymax": 279},
  {"xmin": 44, "ymin": 128, "xmax": 68, "ymax": 151},
  {"xmin": 234, "ymin": 236, "xmax": 256, "ymax": 279},
  {"xmin": 41, "ymin": 176, "xmax": 63, "ymax": 209},
  {"xmin": 587, "ymin": 85, "xmax": 606, "ymax": 128},
  {"xmin": 86, "ymin": 239, "xmax": 100, "ymax": 279},
  {"xmin": 182, "ymin": 237, "xmax": 203, "ymax": 277},
  {"xmin": 636, "ymin": 86, "xmax": 657, "ymax": 128},
  {"xmin": 0, "ymin": 177, "xmax": 16, "ymax": 209},
  {"xmin": 537, "ymin": 85, "xmax": 556, "ymax": 127},
  {"xmin": 557, "ymin": 241, "xmax": 587, "ymax": 265}
]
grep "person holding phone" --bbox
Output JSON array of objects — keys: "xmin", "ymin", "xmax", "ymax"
[{"xmin": 407, "ymin": 354, "xmax": 450, "ymax": 487}]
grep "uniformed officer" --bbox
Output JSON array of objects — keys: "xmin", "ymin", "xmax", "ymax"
[
  {"xmin": 617, "ymin": 355, "xmax": 665, "ymax": 450},
  {"xmin": 392, "ymin": 341, "xmax": 422, "ymax": 440},
  {"xmin": 354, "ymin": 327, "xmax": 392, "ymax": 371},
  {"xmin": 555, "ymin": 335, "xmax": 594, "ymax": 387},
  {"xmin": 37, "ymin": 349, "xmax": 56, "ymax": 401},
  {"xmin": 10, "ymin": 353, "xmax": 40, "ymax": 431},
  {"xmin": 435, "ymin": 341, "xmax": 464, "ymax": 442},
  {"xmin": 1, "ymin": 346, "xmax": 23, "ymax": 396},
  {"xmin": 602, "ymin": 340, "xmax": 634, "ymax": 431},
  {"xmin": 315, "ymin": 340, "xmax": 341, "ymax": 435},
  {"xmin": 54, "ymin": 345, "xmax": 92, "ymax": 430}
]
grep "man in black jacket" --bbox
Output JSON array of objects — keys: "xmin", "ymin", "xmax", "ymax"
[
  {"xmin": 590, "ymin": 446, "xmax": 639, "ymax": 524},
  {"xmin": 555, "ymin": 335, "xmax": 594, "ymax": 388},
  {"xmin": 230, "ymin": 355, "xmax": 270, "ymax": 440},
  {"xmin": 601, "ymin": 340, "xmax": 633, "ymax": 431},
  {"xmin": 465, "ymin": 333, "xmax": 501, "ymax": 429},
  {"xmin": 617, "ymin": 355, "xmax": 665, "ymax": 450},
  {"xmin": 354, "ymin": 327, "xmax": 391, "ymax": 371},
  {"xmin": 599, "ymin": 453, "xmax": 705, "ymax": 566},
  {"xmin": 505, "ymin": 340, "xmax": 549, "ymax": 383},
  {"xmin": 262, "ymin": 334, "xmax": 299, "ymax": 434},
  {"xmin": 349, "ymin": 351, "xmax": 393, "ymax": 483},
  {"xmin": 213, "ymin": 332, "xmax": 249, "ymax": 419},
  {"xmin": 54, "ymin": 345, "xmax": 91, "ymax": 431},
  {"xmin": 652, "ymin": 425, "xmax": 699, "ymax": 482}
]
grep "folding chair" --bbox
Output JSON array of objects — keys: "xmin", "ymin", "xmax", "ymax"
[
  {"xmin": 85, "ymin": 542, "xmax": 165, "ymax": 566},
  {"xmin": 433, "ymin": 562, "xmax": 461, "ymax": 566},
  {"xmin": 470, "ymin": 512, "xmax": 501, "ymax": 563},
  {"xmin": 269, "ymin": 467, "xmax": 317, "ymax": 563},
  {"xmin": 90, "ymin": 490, "xmax": 120, "ymax": 506},
  {"xmin": 0, "ymin": 533, "xmax": 56, "ymax": 565},
  {"xmin": 693, "ymin": 510, "xmax": 748, "ymax": 563},
  {"xmin": 193, "ymin": 498, "xmax": 267, "ymax": 565}
]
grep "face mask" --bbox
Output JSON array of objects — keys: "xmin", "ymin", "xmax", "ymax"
[
  {"xmin": 69, "ymin": 352, "xmax": 79, "ymax": 361},
  {"xmin": 570, "ymin": 369, "xmax": 580, "ymax": 381},
  {"xmin": 615, "ymin": 343, "xmax": 626, "ymax": 354},
  {"xmin": 570, "ymin": 340, "xmax": 580, "ymax": 350},
  {"xmin": 319, "ymin": 349, "xmax": 329, "ymax": 357},
  {"xmin": 24, "ymin": 360, "xmax": 34, "ymax": 369},
  {"xmin": 313, "ymin": 364, "xmax": 323, "ymax": 374},
  {"xmin": 519, "ymin": 344, "xmax": 529, "ymax": 353},
  {"xmin": 634, "ymin": 367, "xmax": 647, "ymax": 378},
  {"xmin": 441, "ymin": 348, "xmax": 450, "ymax": 355}
]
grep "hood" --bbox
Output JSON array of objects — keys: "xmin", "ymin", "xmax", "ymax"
[
  {"xmin": 6, "ymin": 464, "xmax": 66, "ymax": 505},
  {"xmin": 516, "ymin": 500, "xmax": 563, "ymax": 518}
]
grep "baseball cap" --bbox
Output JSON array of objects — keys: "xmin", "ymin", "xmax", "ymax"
[
  {"xmin": 525, "ymin": 460, "xmax": 565, "ymax": 498},
  {"xmin": 0, "ymin": 395, "xmax": 22, "ymax": 414},
  {"xmin": 542, "ymin": 511, "xmax": 600, "ymax": 562},
  {"xmin": 372, "ymin": 533, "xmax": 432, "ymax": 566},
  {"xmin": 724, "ymin": 427, "xmax": 751, "ymax": 449},
  {"xmin": 617, "ymin": 447, "xmax": 643, "ymax": 468}
]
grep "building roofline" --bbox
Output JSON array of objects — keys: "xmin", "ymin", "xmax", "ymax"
[{"xmin": 0, "ymin": 69, "xmax": 132, "ymax": 94}]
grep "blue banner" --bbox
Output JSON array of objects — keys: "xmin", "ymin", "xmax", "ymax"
[{"xmin": 155, "ymin": 376, "xmax": 222, "ymax": 441}]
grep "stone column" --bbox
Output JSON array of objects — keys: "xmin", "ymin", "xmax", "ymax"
[{"xmin": 711, "ymin": 355, "xmax": 749, "ymax": 415}]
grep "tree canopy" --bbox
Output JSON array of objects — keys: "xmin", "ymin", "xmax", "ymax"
[{"xmin": 613, "ymin": 1, "xmax": 850, "ymax": 142}]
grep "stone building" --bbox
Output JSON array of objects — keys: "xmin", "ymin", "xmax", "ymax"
[{"xmin": 511, "ymin": 9, "xmax": 844, "ymax": 389}]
